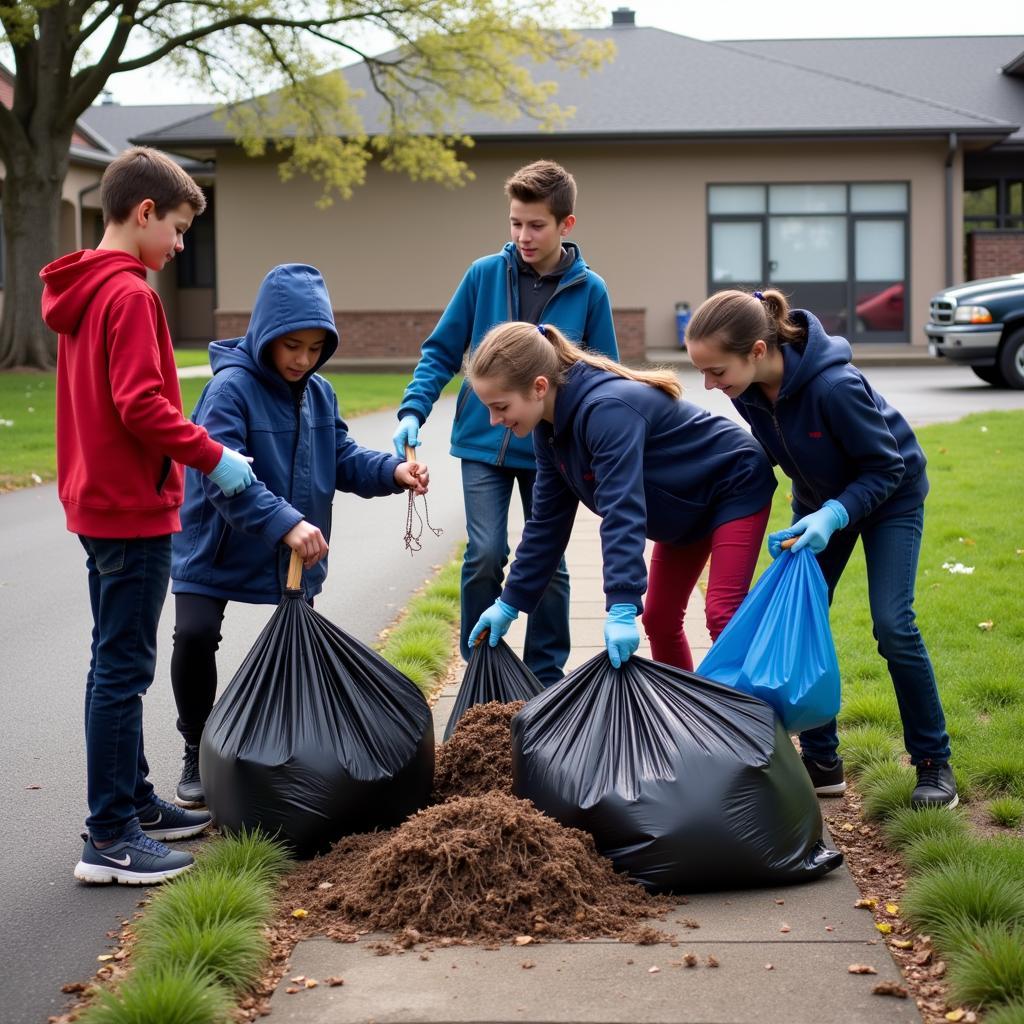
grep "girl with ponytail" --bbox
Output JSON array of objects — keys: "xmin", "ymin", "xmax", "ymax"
[
  {"xmin": 685, "ymin": 288, "xmax": 955, "ymax": 811},
  {"xmin": 465, "ymin": 321, "xmax": 776, "ymax": 673}
]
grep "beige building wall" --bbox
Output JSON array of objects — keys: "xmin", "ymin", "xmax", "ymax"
[{"xmin": 212, "ymin": 139, "xmax": 951, "ymax": 353}]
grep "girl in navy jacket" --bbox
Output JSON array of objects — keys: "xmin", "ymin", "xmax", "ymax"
[
  {"xmin": 465, "ymin": 321, "xmax": 777, "ymax": 675},
  {"xmin": 168, "ymin": 264, "xmax": 427, "ymax": 807},
  {"xmin": 686, "ymin": 288, "xmax": 955, "ymax": 811}
]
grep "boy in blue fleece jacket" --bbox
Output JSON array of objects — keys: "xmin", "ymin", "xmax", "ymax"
[
  {"xmin": 392, "ymin": 160, "xmax": 618, "ymax": 685},
  {"xmin": 169, "ymin": 264, "xmax": 427, "ymax": 807},
  {"xmin": 686, "ymin": 287, "xmax": 955, "ymax": 811}
]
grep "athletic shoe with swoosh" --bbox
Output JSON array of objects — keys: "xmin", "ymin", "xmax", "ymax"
[
  {"xmin": 137, "ymin": 795, "xmax": 211, "ymax": 841},
  {"xmin": 74, "ymin": 828, "xmax": 194, "ymax": 885}
]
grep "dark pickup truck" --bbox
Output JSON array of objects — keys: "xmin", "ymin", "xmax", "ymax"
[{"xmin": 925, "ymin": 272, "xmax": 1024, "ymax": 389}]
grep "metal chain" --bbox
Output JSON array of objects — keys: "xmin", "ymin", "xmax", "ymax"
[{"xmin": 403, "ymin": 490, "xmax": 443, "ymax": 555}]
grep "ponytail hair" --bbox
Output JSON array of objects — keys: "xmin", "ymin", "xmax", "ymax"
[
  {"xmin": 685, "ymin": 288, "xmax": 805, "ymax": 357},
  {"xmin": 466, "ymin": 322, "xmax": 682, "ymax": 400}
]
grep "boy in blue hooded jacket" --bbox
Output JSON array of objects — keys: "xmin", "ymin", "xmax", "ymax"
[
  {"xmin": 392, "ymin": 160, "xmax": 618, "ymax": 685},
  {"xmin": 169, "ymin": 264, "xmax": 427, "ymax": 806}
]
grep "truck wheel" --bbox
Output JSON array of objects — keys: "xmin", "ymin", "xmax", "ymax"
[
  {"xmin": 997, "ymin": 329, "xmax": 1024, "ymax": 390},
  {"xmin": 971, "ymin": 365, "xmax": 1008, "ymax": 387}
]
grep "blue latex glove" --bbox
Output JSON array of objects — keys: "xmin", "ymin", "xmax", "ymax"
[
  {"xmin": 604, "ymin": 603, "xmax": 640, "ymax": 668},
  {"xmin": 393, "ymin": 414, "xmax": 421, "ymax": 459},
  {"xmin": 468, "ymin": 598, "xmax": 519, "ymax": 648},
  {"xmin": 206, "ymin": 447, "xmax": 257, "ymax": 497},
  {"xmin": 768, "ymin": 499, "xmax": 849, "ymax": 557}
]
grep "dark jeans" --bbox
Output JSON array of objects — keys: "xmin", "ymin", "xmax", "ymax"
[
  {"xmin": 169, "ymin": 593, "xmax": 228, "ymax": 747},
  {"xmin": 460, "ymin": 459, "xmax": 570, "ymax": 686},
  {"xmin": 79, "ymin": 534, "xmax": 171, "ymax": 841},
  {"xmin": 797, "ymin": 505, "xmax": 951, "ymax": 766}
]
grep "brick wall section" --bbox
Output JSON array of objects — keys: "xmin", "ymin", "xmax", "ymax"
[
  {"xmin": 214, "ymin": 308, "xmax": 647, "ymax": 362},
  {"xmin": 968, "ymin": 231, "xmax": 1024, "ymax": 280}
]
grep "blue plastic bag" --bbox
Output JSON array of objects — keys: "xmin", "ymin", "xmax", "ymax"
[{"xmin": 696, "ymin": 548, "xmax": 840, "ymax": 734}]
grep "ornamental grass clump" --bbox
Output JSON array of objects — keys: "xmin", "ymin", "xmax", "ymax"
[
  {"xmin": 948, "ymin": 924, "xmax": 1024, "ymax": 1008},
  {"xmin": 883, "ymin": 804, "xmax": 969, "ymax": 850},
  {"xmin": 859, "ymin": 760, "xmax": 916, "ymax": 821},
  {"xmin": 838, "ymin": 725, "xmax": 900, "ymax": 780},
  {"xmin": 79, "ymin": 963, "xmax": 233, "ymax": 1024}
]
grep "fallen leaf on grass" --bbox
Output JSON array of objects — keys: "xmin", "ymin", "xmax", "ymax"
[
  {"xmin": 978, "ymin": 620, "xmax": 994, "ymax": 631},
  {"xmin": 872, "ymin": 981, "xmax": 908, "ymax": 998},
  {"xmin": 875, "ymin": 922, "xmax": 893, "ymax": 934},
  {"xmin": 891, "ymin": 939, "xmax": 914, "ymax": 950},
  {"xmin": 945, "ymin": 1010, "xmax": 966, "ymax": 1022},
  {"xmin": 317, "ymin": 881, "xmax": 333, "ymax": 890},
  {"xmin": 291, "ymin": 908, "xmax": 308, "ymax": 919},
  {"xmin": 958, "ymin": 537, "xmax": 976, "ymax": 547},
  {"xmin": 854, "ymin": 897, "xmax": 878, "ymax": 909},
  {"xmin": 841, "ymin": 823, "xmax": 855, "ymax": 832},
  {"xmin": 848, "ymin": 964, "xmax": 878, "ymax": 975},
  {"xmin": 885, "ymin": 903, "xmax": 899, "ymax": 916}
]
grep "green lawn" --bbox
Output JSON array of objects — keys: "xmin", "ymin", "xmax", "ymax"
[{"xmin": 0, "ymin": 370, "xmax": 460, "ymax": 491}]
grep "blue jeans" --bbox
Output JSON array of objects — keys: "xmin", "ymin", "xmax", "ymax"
[
  {"xmin": 460, "ymin": 460, "xmax": 570, "ymax": 686},
  {"xmin": 79, "ymin": 535, "xmax": 171, "ymax": 841},
  {"xmin": 797, "ymin": 505, "xmax": 951, "ymax": 766}
]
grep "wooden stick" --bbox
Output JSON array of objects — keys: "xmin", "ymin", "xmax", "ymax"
[
  {"xmin": 404, "ymin": 444, "xmax": 417, "ymax": 463},
  {"xmin": 286, "ymin": 549, "xmax": 304, "ymax": 589},
  {"xmin": 781, "ymin": 537, "xmax": 798, "ymax": 550}
]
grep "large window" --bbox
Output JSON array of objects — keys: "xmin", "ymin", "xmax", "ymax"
[
  {"xmin": 708, "ymin": 182, "xmax": 909, "ymax": 342},
  {"xmin": 176, "ymin": 187, "xmax": 215, "ymax": 290}
]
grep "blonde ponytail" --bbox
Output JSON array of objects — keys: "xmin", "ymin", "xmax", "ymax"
[{"xmin": 466, "ymin": 322, "xmax": 681, "ymax": 400}]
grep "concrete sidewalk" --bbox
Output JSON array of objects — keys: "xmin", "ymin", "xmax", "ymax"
[{"xmin": 272, "ymin": 507, "xmax": 919, "ymax": 1024}]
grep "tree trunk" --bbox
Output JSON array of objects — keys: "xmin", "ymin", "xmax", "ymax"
[{"xmin": 0, "ymin": 160, "xmax": 64, "ymax": 370}]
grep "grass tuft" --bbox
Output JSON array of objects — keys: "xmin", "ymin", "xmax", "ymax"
[
  {"xmin": 902, "ymin": 863, "xmax": 1024, "ymax": 954},
  {"xmin": 883, "ymin": 804, "xmax": 969, "ymax": 850},
  {"xmin": 902, "ymin": 832, "xmax": 979, "ymax": 873},
  {"xmin": 134, "ymin": 917, "xmax": 268, "ymax": 994},
  {"xmin": 838, "ymin": 691, "xmax": 903, "ymax": 732},
  {"xmin": 972, "ymin": 754, "xmax": 1024, "ymax": 798},
  {"xmin": 859, "ymin": 760, "xmax": 916, "ymax": 821},
  {"xmin": 838, "ymin": 725, "xmax": 901, "ymax": 779},
  {"xmin": 195, "ymin": 828, "xmax": 292, "ymax": 884},
  {"xmin": 79, "ymin": 963, "xmax": 232, "ymax": 1024},
  {"xmin": 141, "ymin": 868, "xmax": 273, "ymax": 936},
  {"xmin": 989, "ymin": 797, "xmax": 1024, "ymax": 830},
  {"xmin": 948, "ymin": 924, "xmax": 1024, "ymax": 1007},
  {"xmin": 984, "ymin": 1000, "xmax": 1024, "ymax": 1024}
]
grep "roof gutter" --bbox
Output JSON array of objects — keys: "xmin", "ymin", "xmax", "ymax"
[{"xmin": 945, "ymin": 131, "xmax": 958, "ymax": 287}]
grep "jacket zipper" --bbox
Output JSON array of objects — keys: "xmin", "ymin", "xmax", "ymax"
[
  {"xmin": 283, "ymin": 389, "xmax": 305, "ymax": 588},
  {"xmin": 770, "ymin": 402, "xmax": 823, "ymax": 508}
]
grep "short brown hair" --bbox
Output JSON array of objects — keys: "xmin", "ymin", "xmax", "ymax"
[
  {"xmin": 100, "ymin": 147, "xmax": 207, "ymax": 225},
  {"xmin": 504, "ymin": 160, "xmax": 577, "ymax": 222}
]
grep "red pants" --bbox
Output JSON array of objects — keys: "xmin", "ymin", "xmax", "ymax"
[{"xmin": 641, "ymin": 506, "xmax": 771, "ymax": 672}]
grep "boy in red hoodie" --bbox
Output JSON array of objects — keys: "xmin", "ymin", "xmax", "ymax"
[{"xmin": 40, "ymin": 147, "xmax": 256, "ymax": 884}]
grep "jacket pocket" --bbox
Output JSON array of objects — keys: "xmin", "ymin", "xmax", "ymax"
[
  {"xmin": 155, "ymin": 456, "xmax": 172, "ymax": 495},
  {"xmin": 212, "ymin": 519, "xmax": 232, "ymax": 566}
]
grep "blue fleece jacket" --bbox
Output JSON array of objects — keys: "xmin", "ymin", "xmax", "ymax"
[
  {"xmin": 500, "ymin": 363, "xmax": 777, "ymax": 615},
  {"xmin": 732, "ymin": 310, "xmax": 927, "ymax": 526},
  {"xmin": 171, "ymin": 264, "xmax": 403, "ymax": 604},
  {"xmin": 397, "ymin": 241, "xmax": 618, "ymax": 469}
]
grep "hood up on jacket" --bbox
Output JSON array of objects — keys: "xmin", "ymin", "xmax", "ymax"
[
  {"xmin": 40, "ymin": 250, "xmax": 147, "ymax": 335},
  {"xmin": 208, "ymin": 264, "xmax": 339, "ymax": 390}
]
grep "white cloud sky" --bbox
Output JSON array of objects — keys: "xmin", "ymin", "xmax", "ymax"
[{"xmin": 102, "ymin": 0, "xmax": 1024, "ymax": 105}]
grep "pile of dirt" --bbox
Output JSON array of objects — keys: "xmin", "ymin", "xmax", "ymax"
[
  {"xmin": 289, "ymin": 791, "xmax": 673, "ymax": 944},
  {"xmin": 433, "ymin": 700, "xmax": 522, "ymax": 801}
]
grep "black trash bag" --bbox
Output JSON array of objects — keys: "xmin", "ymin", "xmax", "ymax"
[
  {"xmin": 444, "ymin": 637, "xmax": 544, "ymax": 742},
  {"xmin": 511, "ymin": 653, "xmax": 842, "ymax": 893},
  {"xmin": 200, "ymin": 590, "xmax": 434, "ymax": 858}
]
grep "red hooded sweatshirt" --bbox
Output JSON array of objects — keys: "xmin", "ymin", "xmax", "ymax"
[{"xmin": 40, "ymin": 249, "xmax": 223, "ymax": 538}]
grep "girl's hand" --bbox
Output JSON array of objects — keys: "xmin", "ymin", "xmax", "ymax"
[
  {"xmin": 283, "ymin": 520, "xmax": 329, "ymax": 569},
  {"xmin": 396, "ymin": 461, "xmax": 429, "ymax": 495}
]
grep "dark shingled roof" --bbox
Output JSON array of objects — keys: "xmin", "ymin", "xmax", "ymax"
[
  {"xmin": 133, "ymin": 27, "xmax": 1019, "ymax": 150},
  {"xmin": 80, "ymin": 102, "xmax": 217, "ymax": 168}
]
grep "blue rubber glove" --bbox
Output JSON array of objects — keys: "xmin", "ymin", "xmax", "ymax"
[
  {"xmin": 206, "ymin": 447, "xmax": 257, "ymax": 497},
  {"xmin": 468, "ymin": 599, "xmax": 519, "ymax": 648},
  {"xmin": 768, "ymin": 499, "xmax": 849, "ymax": 558},
  {"xmin": 605, "ymin": 603, "xmax": 640, "ymax": 668},
  {"xmin": 393, "ymin": 414, "xmax": 421, "ymax": 459}
]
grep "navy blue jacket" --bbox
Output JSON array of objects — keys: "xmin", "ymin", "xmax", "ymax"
[
  {"xmin": 733, "ymin": 311, "xmax": 928, "ymax": 526},
  {"xmin": 501, "ymin": 364, "xmax": 777, "ymax": 614},
  {"xmin": 171, "ymin": 264, "xmax": 402, "ymax": 604},
  {"xmin": 397, "ymin": 241, "xmax": 618, "ymax": 469}
]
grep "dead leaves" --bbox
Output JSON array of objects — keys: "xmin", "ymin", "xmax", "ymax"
[{"xmin": 848, "ymin": 964, "xmax": 878, "ymax": 975}]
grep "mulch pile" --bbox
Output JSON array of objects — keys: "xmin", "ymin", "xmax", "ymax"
[
  {"xmin": 284, "ymin": 700, "xmax": 675, "ymax": 947},
  {"xmin": 433, "ymin": 699, "xmax": 522, "ymax": 800}
]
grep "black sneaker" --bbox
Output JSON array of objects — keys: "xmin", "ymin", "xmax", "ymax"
[
  {"xmin": 75, "ymin": 829, "xmax": 194, "ymax": 885},
  {"xmin": 138, "ymin": 796, "xmax": 211, "ymax": 841},
  {"xmin": 912, "ymin": 760, "xmax": 959, "ymax": 809},
  {"xmin": 802, "ymin": 755, "xmax": 848, "ymax": 796},
  {"xmin": 175, "ymin": 743, "xmax": 205, "ymax": 808}
]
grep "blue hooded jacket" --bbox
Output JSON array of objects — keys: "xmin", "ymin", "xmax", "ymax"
[
  {"xmin": 397, "ymin": 241, "xmax": 618, "ymax": 469},
  {"xmin": 171, "ymin": 264, "xmax": 403, "ymax": 604},
  {"xmin": 732, "ymin": 310, "xmax": 928, "ymax": 526},
  {"xmin": 501, "ymin": 363, "xmax": 777, "ymax": 615}
]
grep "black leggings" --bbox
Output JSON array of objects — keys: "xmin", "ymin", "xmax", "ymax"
[{"xmin": 170, "ymin": 593, "xmax": 228, "ymax": 746}]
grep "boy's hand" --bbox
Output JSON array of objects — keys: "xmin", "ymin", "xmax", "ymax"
[
  {"xmin": 396, "ymin": 461, "xmax": 429, "ymax": 495},
  {"xmin": 207, "ymin": 447, "xmax": 257, "ymax": 497},
  {"xmin": 392, "ymin": 415, "xmax": 421, "ymax": 459},
  {"xmin": 283, "ymin": 520, "xmax": 329, "ymax": 569}
]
